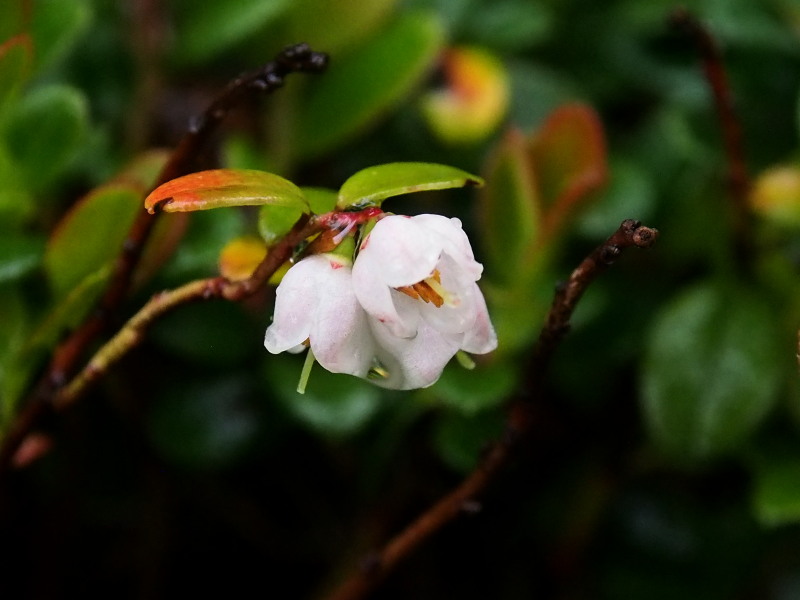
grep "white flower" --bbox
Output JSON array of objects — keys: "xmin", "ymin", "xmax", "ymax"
[{"xmin": 264, "ymin": 213, "xmax": 497, "ymax": 389}]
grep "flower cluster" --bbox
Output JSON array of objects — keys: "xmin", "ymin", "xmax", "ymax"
[{"xmin": 264, "ymin": 213, "xmax": 497, "ymax": 390}]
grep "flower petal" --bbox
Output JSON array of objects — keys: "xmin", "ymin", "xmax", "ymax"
[
  {"xmin": 352, "ymin": 248, "xmax": 420, "ymax": 338},
  {"xmin": 459, "ymin": 283, "xmax": 498, "ymax": 354},
  {"xmin": 264, "ymin": 255, "xmax": 329, "ymax": 353},
  {"xmin": 411, "ymin": 214, "xmax": 483, "ymax": 280},
  {"xmin": 309, "ymin": 264, "xmax": 376, "ymax": 377},
  {"xmin": 414, "ymin": 254, "xmax": 479, "ymax": 334},
  {"xmin": 369, "ymin": 319, "xmax": 461, "ymax": 389},
  {"xmin": 360, "ymin": 215, "xmax": 442, "ymax": 287}
]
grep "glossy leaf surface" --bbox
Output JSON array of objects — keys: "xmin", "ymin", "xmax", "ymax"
[
  {"xmin": 45, "ymin": 184, "xmax": 141, "ymax": 298},
  {"xmin": 337, "ymin": 162, "xmax": 482, "ymax": 209},
  {"xmin": 29, "ymin": 0, "xmax": 91, "ymax": 73},
  {"xmin": 175, "ymin": 0, "xmax": 290, "ymax": 63},
  {"xmin": 4, "ymin": 84, "xmax": 88, "ymax": 190},
  {"xmin": 144, "ymin": 169, "xmax": 307, "ymax": 213},
  {"xmin": 479, "ymin": 129, "xmax": 540, "ymax": 284},
  {"xmin": 279, "ymin": 0, "xmax": 397, "ymax": 53},
  {"xmin": 642, "ymin": 283, "xmax": 783, "ymax": 463},
  {"xmin": 296, "ymin": 12, "xmax": 444, "ymax": 157}
]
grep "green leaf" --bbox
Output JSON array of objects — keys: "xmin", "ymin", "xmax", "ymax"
[
  {"xmin": 460, "ymin": 0, "xmax": 553, "ymax": 51},
  {"xmin": 0, "ymin": 288, "xmax": 30, "ymax": 423},
  {"xmin": 259, "ymin": 186, "xmax": 337, "ymax": 244},
  {"xmin": 144, "ymin": 169, "xmax": 308, "ymax": 213},
  {"xmin": 258, "ymin": 204, "xmax": 303, "ymax": 245},
  {"xmin": 0, "ymin": 1, "xmax": 24, "ymax": 43},
  {"xmin": 29, "ymin": 0, "xmax": 91, "ymax": 73},
  {"xmin": 279, "ymin": 0, "xmax": 398, "ymax": 54},
  {"xmin": 0, "ymin": 34, "xmax": 32, "ymax": 117},
  {"xmin": 296, "ymin": 11, "xmax": 445, "ymax": 158},
  {"xmin": 112, "ymin": 149, "xmax": 170, "ymax": 191},
  {"xmin": 337, "ymin": 162, "xmax": 482, "ymax": 209},
  {"xmin": 175, "ymin": 0, "xmax": 290, "ymax": 63},
  {"xmin": 26, "ymin": 267, "xmax": 110, "ymax": 353},
  {"xmin": 9, "ymin": 267, "xmax": 109, "ymax": 415},
  {"xmin": 0, "ymin": 142, "xmax": 33, "ymax": 230},
  {"xmin": 0, "ymin": 234, "xmax": 44, "ymax": 284},
  {"xmin": 44, "ymin": 184, "xmax": 141, "ymax": 298},
  {"xmin": 479, "ymin": 129, "xmax": 540, "ymax": 284},
  {"xmin": 264, "ymin": 354, "xmax": 382, "ymax": 438},
  {"xmin": 641, "ymin": 283, "xmax": 784, "ymax": 463},
  {"xmin": 752, "ymin": 449, "xmax": 800, "ymax": 527},
  {"xmin": 304, "ymin": 187, "xmax": 339, "ymax": 214},
  {"xmin": 4, "ymin": 84, "xmax": 89, "ymax": 191},
  {"xmin": 433, "ymin": 360, "xmax": 518, "ymax": 415}
]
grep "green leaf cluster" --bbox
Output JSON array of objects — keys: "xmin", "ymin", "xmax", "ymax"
[{"xmin": 4, "ymin": 0, "xmax": 800, "ymax": 596}]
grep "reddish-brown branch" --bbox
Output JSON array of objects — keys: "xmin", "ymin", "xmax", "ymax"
[
  {"xmin": 323, "ymin": 219, "xmax": 659, "ymax": 600},
  {"xmin": 670, "ymin": 9, "xmax": 751, "ymax": 238},
  {"xmin": 47, "ymin": 43, "xmax": 329, "ymax": 388},
  {"xmin": 53, "ymin": 214, "xmax": 319, "ymax": 410},
  {"xmin": 0, "ymin": 46, "xmax": 328, "ymax": 477}
]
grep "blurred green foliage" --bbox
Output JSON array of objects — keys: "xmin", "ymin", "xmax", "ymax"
[{"xmin": 3, "ymin": 0, "xmax": 800, "ymax": 598}]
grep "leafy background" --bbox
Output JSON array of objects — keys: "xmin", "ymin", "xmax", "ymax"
[{"xmin": 3, "ymin": 0, "xmax": 800, "ymax": 598}]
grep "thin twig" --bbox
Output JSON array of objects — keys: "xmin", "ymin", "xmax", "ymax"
[
  {"xmin": 670, "ymin": 9, "xmax": 751, "ymax": 242},
  {"xmin": 48, "ymin": 43, "xmax": 329, "ymax": 388},
  {"xmin": 323, "ymin": 219, "xmax": 659, "ymax": 600},
  {"xmin": 54, "ymin": 214, "xmax": 318, "ymax": 411},
  {"xmin": 0, "ymin": 45, "xmax": 328, "ymax": 476}
]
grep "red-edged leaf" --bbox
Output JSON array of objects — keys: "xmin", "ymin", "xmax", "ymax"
[
  {"xmin": 144, "ymin": 169, "xmax": 307, "ymax": 214},
  {"xmin": 529, "ymin": 103, "xmax": 608, "ymax": 241}
]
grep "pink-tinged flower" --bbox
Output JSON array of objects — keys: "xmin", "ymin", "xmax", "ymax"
[{"xmin": 264, "ymin": 214, "xmax": 497, "ymax": 390}]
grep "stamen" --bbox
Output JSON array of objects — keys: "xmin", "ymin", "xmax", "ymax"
[
  {"xmin": 368, "ymin": 359, "xmax": 390, "ymax": 380},
  {"xmin": 422, "ymin": 277, "xmax": 449, "ymax": 307},
  {"xmin": 396, "ymin": 284, "xmax": 421, "ymax": 300},
  {"xmin": 413, "ymin": 280, "xmax": 444, "ymax": 307},
  {"xmin": 394, "ymin": 269, "xmax": 454, "ymax": 307}
]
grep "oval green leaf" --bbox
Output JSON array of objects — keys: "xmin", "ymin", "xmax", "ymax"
[
  {"xmin": 641, "ymin": 282, "xmax": 784, "ymax": 463},
  {"xmin": 479, "ymin": 129, "xmax": 540, "ymax": 285},
  {"xmin": 29, "ymin": 0, "xmax": 91, "ymax": 73},
  {"xmin": 296, "ymin": 11, "xmax": 445, "ymax": 158},
  {"xmin": 45, "ymin": 184, "xmax": 141, "ymax": 298},
  {"xmin": 337, "ymin": 162, "xmax": 483, "ymax": 209},
  {"xmin": 4, "ymin": 84, "xmax": 89, "ymax": 191},
  {"xmin": 174, "ymin": 0, "xmax": 291, "ymax": 64},
  {"xmin": 279, "ymin": 0, "xmax": 397, "ymax": 54},
  {"xmin": 144, "ymin": 169, "xmax": 308, "ymax": 214}
]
